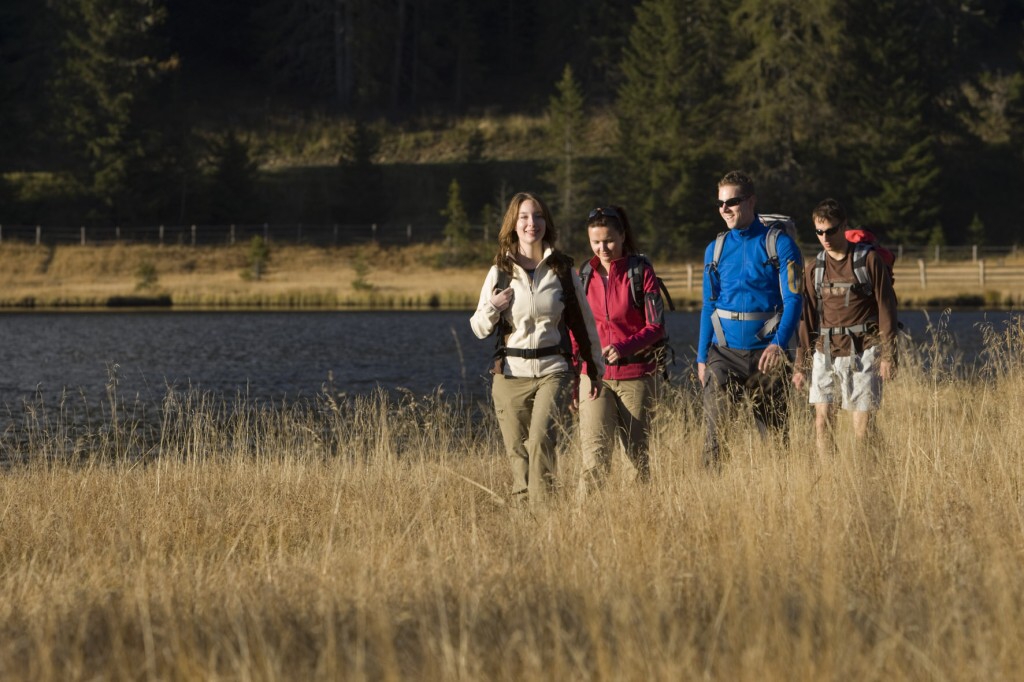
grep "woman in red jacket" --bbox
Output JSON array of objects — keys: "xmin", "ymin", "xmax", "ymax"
[{"xmin": 576, "ymin": 206, "xmax": 667, "ymax": 497}]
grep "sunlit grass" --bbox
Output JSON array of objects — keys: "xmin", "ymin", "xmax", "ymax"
[
  {"xmin": 3, "ymin": 241, "xmax": 1020, "ymax": 311},
  {"xmin": 0, "ymin": 318, "xmax": 1022, "ymax": 679}
]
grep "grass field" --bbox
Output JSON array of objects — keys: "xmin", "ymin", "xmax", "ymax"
[
  {"xmin": 1, "ymin": 241, "xmax": 1023, "ymax": 311},
  {"xmin": 1, "ymin": 319, "xmax": 1022, "ymax": 679}
]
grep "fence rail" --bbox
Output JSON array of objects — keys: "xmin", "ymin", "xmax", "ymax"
[
  {"xmin": 1, "ymin": 223, "xmax": 1018, "ymax": 262},
  {"xmin": 658, "ymin": 256, "xmax": 1024, "ymax": 296}
]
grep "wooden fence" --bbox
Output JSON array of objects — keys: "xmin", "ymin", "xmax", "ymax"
[{"xmin": 658, "ymin": 257, "xmax": 1024, "ymax": 301}]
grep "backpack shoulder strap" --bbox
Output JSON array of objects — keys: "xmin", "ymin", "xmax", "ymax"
[
  {"xmin": 851, "ymin": 243, "xmax": 874, "ymax": 289},
  {"xmin": 494, "ymin": 268, "xmax": 511, "ymax": 292},
  {"xmin": 706, "ymin": 233, "xmax": 728, "ymax": 302},
  {"xmin": 813, "ymin": 250, "xmax": 826, "ymax": 296},
  {"xmin": 626, "ymin": 254, "xmax": 651, "ymax": 309},
  {"xmin": 579, "ymin": 260, "xmax": 594, "ymax": 295},
  {"xmin": 764, "ymin": 227, "xmax": 781, "ymax": 268},
  {"xmin": 710, "ymin": 232, "xmax": 727, "ymax": 271}
]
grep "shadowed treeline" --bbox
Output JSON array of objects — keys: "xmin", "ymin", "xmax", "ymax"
[{"xmin": 1, "ymin": 1, "xmax": 1021, "ymax": 258}]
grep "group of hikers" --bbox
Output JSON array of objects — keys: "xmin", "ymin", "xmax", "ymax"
[{"xmin": 470, "ymin": 170, "xmax": 899, "ymax": 506}]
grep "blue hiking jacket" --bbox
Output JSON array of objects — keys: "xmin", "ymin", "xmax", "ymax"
[{"xmin": 697, "ymin": 217, "xmax": 803, "ymax": 363}]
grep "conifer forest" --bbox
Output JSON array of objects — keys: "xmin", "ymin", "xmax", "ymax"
[{"xmin": 1, "ymin": 0, "xmax": 1022, "ymax": 256}]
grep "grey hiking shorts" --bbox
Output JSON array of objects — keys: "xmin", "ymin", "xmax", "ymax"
[{"xmin": 809, "ymin": 344, "xmax": 883, "ymax": 411}]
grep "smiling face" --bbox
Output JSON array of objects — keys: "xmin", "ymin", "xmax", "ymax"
[
  {"xmin": 718, "ymin": 184, "xmax": 756, "ymax": 230},
  {"xmin": 588, "ymin": 225, "xmax": 624, "ymax": 270},
  {"xmin": 514, "ymin": 199, "xmax": 546, "ymax": 252}
]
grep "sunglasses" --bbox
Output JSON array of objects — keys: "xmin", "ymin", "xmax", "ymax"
[
  {"xmin": 815, "ymin": 225, "xmax": 841, "ymax": 236},
  {"xmin": 716, "ymin": 196, "xmax": 748, "ymax": 209},
  {"xmin": 588, "ymin": 207, "xmax": 620, "ymax": 220}
]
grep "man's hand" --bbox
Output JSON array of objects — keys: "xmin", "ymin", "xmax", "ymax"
[
  {"xmin": 880, "ymin": 360, "xmax": 896, "ymax": 381},
  {"xmin": 697, "ymin": 362, "xmax": 707, "ymax": 386},
  {"xmin": 792, "ymin": 371, "xmax": 806, "ymax": 391},
  {"xmin": 758, "ymin": 343, "xmax": 785, "ymax": 373},
  {"xmin": 489, "ymin": 286, "xmax": 514, "ymax": 311}
]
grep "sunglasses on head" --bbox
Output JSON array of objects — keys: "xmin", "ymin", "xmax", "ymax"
[
  {"xmin": 588, "ymin": 207, "xmax": 620, "ymax": 221},
  {"xmin": 715, "ymin": 196, "xmax": 748, "ymax": 209},
  {"xmin": 815, "ymin": 225, "xmax": 841, "ymax": 236}
]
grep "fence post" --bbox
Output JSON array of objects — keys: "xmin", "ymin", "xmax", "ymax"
[
  {"xmin": 934, "ymin": 244, "xmax": 940, "ymax": 263},
  {"xmin": 687, "ymin": 263, "xmax": 694, "ymax": 290},
  {"xmin": 897, "ymin": 244, "xmax": 903, "ymax": 262},
  {"xmin": 263, "ymin": 223, "xmax": 269, "ymax": 242},
  {"xmin": 972, "ymin": 244, "xmax": 978, "ymax": 263},
  {"xmin": 333, "ymin": 224, "xmax": 338, "ymax": 245},
  {"xmin": 978, "ymin": 259, "xmax": 985, "ymax": 286},
  {"xmin": 115, "ymin": 226, "xmax": 121, "ymax": 242},
  {"xmin": 191, "ymin": 224, "xmax": 197, "ymax": 246},
  {"xmin": 371, "ymin": 223, "xmax": 378, "ymax": 242},
  {"xmin": 159, "ymin": 225, "xmax": 164, "ymax": 246},
  {"xmin": 407, "ymin": 224, "xmax": 412, "ymax": 241},
  {"xmin": 230, "ymin": 224, "xmax": 236, "ymax": 246},
  {"xmin": 36, "ymin": 225, "xmax": 41, "ymax": 246},
  {"xmin": 297, "ymin": 223, "xmax": 302, "ymax": 242},
  {"xmin": 80, "ymin": 226, "xmax": 86, "ymax": 246},
  {"xmin": 917, "ymin": 258, "xmax": 927, "ymax": 288}
]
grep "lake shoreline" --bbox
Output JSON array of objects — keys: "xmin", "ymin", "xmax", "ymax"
[{"xmin": 0, "ymin": 241, "xmax": 1021, "ymax": 312}]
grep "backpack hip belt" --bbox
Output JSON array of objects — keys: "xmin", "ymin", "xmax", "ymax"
[
  {"xmin": 820, "ymin": 317, "xmax": 878, "ymax": 364},
  {"xmin": 502, "ymin": 345, "xmax": 565, "ymax": 360},
  {"xmin": 710, "ymin": 308, "xmax": 781, "ymax": 347}
]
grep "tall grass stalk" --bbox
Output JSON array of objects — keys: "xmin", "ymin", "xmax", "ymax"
[{"xmin": 0, "ymin": 324, "xmax": 1022, "ymax": 679}]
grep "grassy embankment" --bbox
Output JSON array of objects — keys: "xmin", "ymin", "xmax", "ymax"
[
  {"xmin": 0, "ymin": 318, "xmax": 1023, "ymax": 679},
  {"xmin": 1, "ymin": 240, "xmax": 1023, "ymax": 310},
  {"xmin": 0, "ymin": 242, "xmax": 487, "ymax": 309}
]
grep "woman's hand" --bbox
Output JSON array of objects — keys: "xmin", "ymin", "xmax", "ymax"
[
  {"xmin": 489, "ymin": 287, "xmax": 514, "ymax": 311},
  {"xmin": 602, "ymin": 344, "xmax": 620, "ymax": 365}
]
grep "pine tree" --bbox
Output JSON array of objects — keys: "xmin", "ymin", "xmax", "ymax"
[
  {"xmin": 208, "ymin": 132, "xmax": 262, "ymax": 224},
  {"xmin": 336, "ymin": 120, "xmax": 382, "ymax": 223},
  {"xmin": 727, "ymin": 0, "xmax": 845, "ymax": 205},
  {"xmin": 49, "ymin": 0, "xmax": 174, "ymax": 222},
  {"xmin": 441, "ymin": 179, "xmax": 471, "ymax": 245},
  {"xmin": 615, "ymin": 0, "xmax": 732, "ymax": 255},
  {"xmin": 838, "ymin": 0, "xmax": 949, "ymax": 245},
  {"xmin": 967, "ymin": 213, "xmax": 986, "ymax": 247},
  {"xmin": 544, "ymin": 64, "xmax": 589, "ymax": 251}
]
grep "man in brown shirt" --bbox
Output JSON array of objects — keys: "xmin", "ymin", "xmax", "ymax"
[{"xmin": 792, "ymin": 198, "xmax": 898, "ymax": 456}]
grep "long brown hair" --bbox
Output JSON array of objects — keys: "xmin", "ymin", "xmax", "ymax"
[
  {"xmin": 586, "ymin": 205, "xmax": 639, "ymax": 255},
  {"xmin": 493, "ymin": 192, "xmax": 558, "ymax": 274}
]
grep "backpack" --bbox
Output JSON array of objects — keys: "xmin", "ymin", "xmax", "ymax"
[
  {"xmin": 705, "ymin": 214, "xmax": 798, "ymax": 349},
  {"xmin": 812, "ymin": 228, "xmax": 896, "ymax": 306},
  {"xmin": 490, "ymin": 253, "xmax": 599, "ymax": 381},
  {"xmin": 811, "ymin": 227, "xmax": 900, "ymax": 361},
  {"xmin": 578, "ymin": 254, "xmax": 675, "ymax": 379},
  {"xmin": 707, "ymin": 213, "xmax": 798, "ymax": 301}
]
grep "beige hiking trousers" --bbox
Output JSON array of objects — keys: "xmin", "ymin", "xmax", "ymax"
[
  {"xmin": 491, "ymin": 371, "xmax": 573, "ymax": 506},
  {"xmin": 577, "ymin": 373, "xmax": 657, "ymax": 497}
]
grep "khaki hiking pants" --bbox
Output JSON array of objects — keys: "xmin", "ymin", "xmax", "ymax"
[
  {"xmin": 491, "ymin": 371, "xmax": 573, "ymax": 506},
  {"xmin": 578, "ymin": 374, "xmax": 656, "ymax": 497}
]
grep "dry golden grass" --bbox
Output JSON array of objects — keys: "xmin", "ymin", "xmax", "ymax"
[
  {"xmin": 0, "ymin": 242, "xmax": 486, "ymax": 309},
  {"xmin": 1, "ymin": 322, "xmax": 1023, "ymax": 679},
  {"xmin": 5, "ymin": 242, "xmax": 1022, "ymax": 312}
]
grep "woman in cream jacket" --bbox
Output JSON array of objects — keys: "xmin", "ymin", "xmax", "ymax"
[{"xmin": 470, "ymin": 192, "xmax": 603, "ymax": 506}]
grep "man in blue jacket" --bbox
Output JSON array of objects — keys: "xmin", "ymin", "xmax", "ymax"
[{"xmin": 697, "ymin": 171, "xmax": 803, "ymax": 468}]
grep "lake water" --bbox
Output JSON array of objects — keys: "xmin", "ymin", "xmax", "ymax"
[{"xmin": 0, "ymin": 309, "xmax": 1018, "ymax": 414}]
